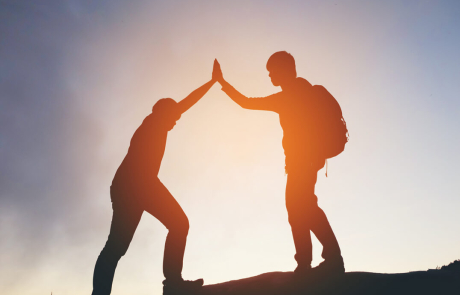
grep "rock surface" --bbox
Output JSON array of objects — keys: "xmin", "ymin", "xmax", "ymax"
[{"xmin": 201, "ymin": 270, "xmax": 460, "ymax": 295}]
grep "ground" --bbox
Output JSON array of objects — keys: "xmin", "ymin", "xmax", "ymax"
[{"xmin": 201, "ymin": 263, "xmax": 460, "ymax": 295}]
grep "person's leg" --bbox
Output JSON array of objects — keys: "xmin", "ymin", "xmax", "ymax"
[
  {"xmin": 142, "ymin": 180, "xmax": 203, "ymax": 294},
  {"xmin": 92, "ymin": 188, "xmax": 143, "ymax": 295},
  {"xmin": 309, "ymin": 201, "xmax": 341, "ymax": 261},
  {"xmin": 286, "ymin": 158, "xmax": 342, "ymax": 272},
  {"xmin": 142, "ymin": 180, "xmax": 190, "ymax": 281},
  {"xmin": 309, "ymin": 159, "xmax": 342, "ymax": 261},
  {"xmin": 285, "ymin": 162, "xmax": 317, "ymax": 270}
]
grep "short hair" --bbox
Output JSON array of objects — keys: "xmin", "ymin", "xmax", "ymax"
[
  {"xmin": 266, "ymin": 51, "xmax": 297, "ymax": 77},
  {"xmin": 152, "ymin": 98, "xmax": 179, "ymax": 119}
]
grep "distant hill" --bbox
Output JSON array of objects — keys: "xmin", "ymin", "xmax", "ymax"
[{"xmin": 201, "ymin": 260, "xmax": 460, "ymax": 295}]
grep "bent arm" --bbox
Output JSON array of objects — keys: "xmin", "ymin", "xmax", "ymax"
[
  {"xmin": 219, "ymin": 79, "xmax": 251, "ymax": 108},
  {"xmin": 213, "ymin": 59, "xmax": 281, "ymax": 111},
  {"xmin": 220, "ymin": 78, "xmax": 282, "ymax": 112},
  {"xmin": 177, "ymin": 79, "xmax": 215, "ymax": 115}
]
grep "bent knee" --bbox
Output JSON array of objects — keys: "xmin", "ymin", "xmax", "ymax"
[
  {"xmin": 168, "ymin": 215, "xmax": 189, "ymax": 235},
  {"xmin": 100, "ymin": 240, "xmax": 129, "ymax": 260},
  {"xmin": 177, "ymin": 215, "xmax": 190, "ymax": 234}
]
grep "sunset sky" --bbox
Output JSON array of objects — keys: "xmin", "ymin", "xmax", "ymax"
[{"xmin": 1, "ymin": 1, "xmax": 460, "ymax": 294}]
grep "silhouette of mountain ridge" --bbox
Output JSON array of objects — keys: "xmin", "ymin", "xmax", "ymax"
[{"xmin": 201, "ymin": 260, "xmax": 460, "ymax": 295}]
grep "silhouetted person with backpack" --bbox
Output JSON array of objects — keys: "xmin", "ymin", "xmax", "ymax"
[
  {"xmin": 91, "ymin": 60, "xmax": 221, "ymax": 295},
  {"xmin": 214, "ymin": 52, "xmax": 348, "ymax": 277}
]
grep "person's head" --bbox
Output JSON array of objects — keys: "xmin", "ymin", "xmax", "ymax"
[
  {"xmin": 151, "ymin": 98, "xmax": 181, "ymax": 131},
  {"xmin": 266, "ymin": 51, "xmax": 297, "ymax": 87}
]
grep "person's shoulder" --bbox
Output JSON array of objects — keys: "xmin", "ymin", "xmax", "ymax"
[
  {"xmin": 295, "ymin": 77, "xmax": 313, "ymax": 89},
  {"xmin": 282, "ymin": 77, "xmax": 312, "ymax": 98},
  {"xmin": 135, "ymin": 114, "xmax": 160, "ymax": 133}
]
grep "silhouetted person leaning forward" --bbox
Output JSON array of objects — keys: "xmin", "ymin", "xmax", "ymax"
[
  {"xmin": 215, "ymin": 52, "xmax": 345, "ymax": 277},
  {"xmin": 91, "ymin": 60, "xmax": 221, "ymax": 295}
]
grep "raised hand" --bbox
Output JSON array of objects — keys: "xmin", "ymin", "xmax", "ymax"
[
  {"xmin": 212, "ymin": 59, "xmax": 223, "ymax": 83},
  {"xmin": 176, "ymin": 62, "xmax": 217, "ymax": 114}
]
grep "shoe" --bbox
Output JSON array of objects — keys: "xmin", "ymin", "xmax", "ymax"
[
  {"xmin": 294, "ymin": 264, "xmax": 312, "ymax": 277},
  {"xmin": 312, "ymin": 256, "xmax": 345, "ymax": 277},
  {"xmin": 163, "ymin": 278, "xmax": 204, "ymax": 295}
]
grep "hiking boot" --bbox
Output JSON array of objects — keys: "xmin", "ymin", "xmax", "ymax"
[
  {"xmin": 312, "ymin": 256, "xmax": 345, "ymax": 277},
  {"xmin": 163, "ymin": 278, "xmax": 204, "ymax": 295},
  {"xmin": 292, "ymin": 264, "xmax": 312, "ymax": 288},
  {"xmin": 294, "ymin": 264, "xmax": 312, "ymax": 278}
]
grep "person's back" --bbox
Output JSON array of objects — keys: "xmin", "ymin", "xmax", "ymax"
[{"xmin": 112, "ymin": 114, "xmax": 169, "ymax": 190}]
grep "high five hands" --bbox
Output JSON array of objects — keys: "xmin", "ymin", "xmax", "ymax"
[{"xmin": 212, "ymin": 59, "xmax": 224, "ymax": 84}]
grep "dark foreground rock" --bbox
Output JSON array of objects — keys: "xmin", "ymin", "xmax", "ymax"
[{"xmin": 201, "ymin": 270, "xmax": 460, "ymax": 295}]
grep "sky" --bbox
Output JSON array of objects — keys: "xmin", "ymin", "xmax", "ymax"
[{"xmin": 1, "ymin": 0, "xmax": 459, "ymax": 294}]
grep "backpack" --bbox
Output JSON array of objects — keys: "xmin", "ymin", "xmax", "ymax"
[{"xmin": 310, "ymin": 85, "xmax": 349, "ymax": 160}]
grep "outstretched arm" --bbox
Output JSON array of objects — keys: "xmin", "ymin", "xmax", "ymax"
[
  {"xmin": 176, "ymin": 60, "xmax": 220, "ymax": 114},
  {"xmin": 177, "ymin": 80, "xmax": 214, "ymax": 115},
  {"xmin": 214, "ymin": 60, "xmax": 281, "ymax": 112}
]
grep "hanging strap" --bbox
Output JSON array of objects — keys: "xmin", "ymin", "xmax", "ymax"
[{"xmin": 325, "ymin": 159, "xmax": 328, "ymax": 177}]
